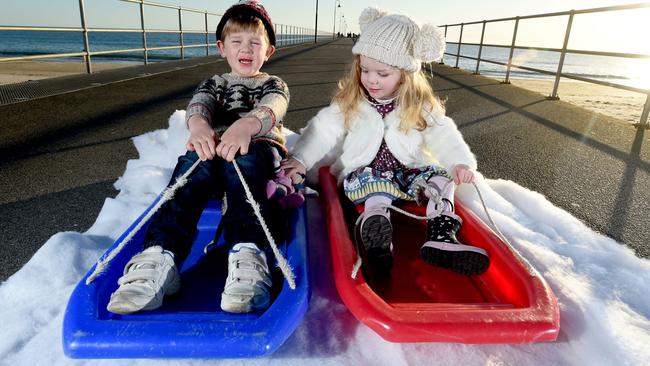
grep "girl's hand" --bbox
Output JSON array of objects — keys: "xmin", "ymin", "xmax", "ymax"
[
  {"xmin": 187, "ymin": 115, "xmax": 218, "ymax": 161},
  {"xmin": 280, "ymin": 157, "xmax": 307, "ymax": 182},
  {"xmin": 216, "ymin": 117, "xmax": 261, "ymax": 162},
  {"xmin": 451, "ymin": 164, "xmax": 475, "ymax": 185}
]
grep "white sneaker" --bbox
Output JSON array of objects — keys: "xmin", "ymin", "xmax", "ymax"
[
  {"xmin": 220, "ymin": 243, "xmax": 272, "ymax": 313},
  {"xmin": 106, "ymin": 245, "xmax": 181, "ymax": 314}
]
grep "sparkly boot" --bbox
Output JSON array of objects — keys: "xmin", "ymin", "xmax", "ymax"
[
  {"xmin": 419, "ymin": 175, "xmax": 489, "ymax": 275},
  {"xmin": 420, "ymin": 212, "xmax": 490, "ymax": 275}
]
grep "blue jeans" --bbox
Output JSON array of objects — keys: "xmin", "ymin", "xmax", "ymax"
[{"xmin": 144, "ymin": 142, "xmax": 278, "ymax": 262}]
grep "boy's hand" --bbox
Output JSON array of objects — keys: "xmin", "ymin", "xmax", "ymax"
[
  {"xmin": 280, "ymin": 157, "xmax": 307, "ymax": 182},
  {"xmin": 451, "ymin": 164, "xmax": 475, "ymax": 185},
  {"xmin": 187, "ymin": 115, "xmax": 218, "ymax": 161},
  {"xmin": 216, "ymin": 117, "xmax": 262, "ymax": 162}
]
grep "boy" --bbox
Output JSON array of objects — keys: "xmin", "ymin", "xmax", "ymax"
[{"xmin": 107, "ymin": 0, "xmax": 289, "ymax": 314}]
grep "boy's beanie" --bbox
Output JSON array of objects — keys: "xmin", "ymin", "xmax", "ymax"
[
  {"xmin": 352, "ymin": 7, "xmax": 445, "ymax": 72},
  {"xmin": 216, "ymin": 0, "xmax": 276, "ymax": 46}
]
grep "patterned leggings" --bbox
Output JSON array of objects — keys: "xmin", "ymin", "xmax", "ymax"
[{"xmin": 343, "ymin": 165, "xmax": 452, "ymax": 205}]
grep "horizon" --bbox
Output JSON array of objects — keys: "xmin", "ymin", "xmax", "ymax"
[{"xmin": 1, "ymin": 0, "xmax": 650, "ymax": 54}]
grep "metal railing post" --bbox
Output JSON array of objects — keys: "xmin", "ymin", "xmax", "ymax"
[
  {"xmin": 550, "ymin": 11, "xmax": 575, "ymax": 100},
  {"xmin": 139, "ymin": 0, "xmax": 148, "ymax": 65},
  {"xmin": 178, "ymin": 7, "xmax": 184, "ymax": 59},
  {"xmin": 638, "ymin": 93, "xmax": 650, "ymax": 128},
  {"xmin": 474, "ymin": 20, "xmax": 486, "ymax": 75},
  {"xmin": 204, "ymin": 11, "xmax": 209, "ymax": 56},
  {"xmin": 78, "ymin": 0, "xmax": 92, "ymax": 73},
  {"xmin": 454, "ymin": 23, "xmax": 463, "ymax": 68},
  {"xmin": 504, "ymin": 17, "xmax": 519, "ymax": 84},
  {"xmin": 440, "ymin": 25, "xmax": 447, "ymax": 65}
]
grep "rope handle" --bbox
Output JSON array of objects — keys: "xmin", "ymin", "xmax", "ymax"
[
  {"xmin": 86, "ymin": 158, "xmax": 202, "ymax": 285},
  {"xmin": 232, "ymin": 160, "xmax": 296, "ymax": 289},
  {"xmin": 86, "ymin": 156, "xmax": 297, "ymax": 290},
  {"xmin": 349, "ymin": 180, "xmax": 534, "ymax": 279}
]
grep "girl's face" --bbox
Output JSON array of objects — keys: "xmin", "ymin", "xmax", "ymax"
[{"xmin": 359, "ymin": 55, "xmax": 402, "ymax": 100}]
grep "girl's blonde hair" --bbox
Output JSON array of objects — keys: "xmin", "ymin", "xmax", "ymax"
[{"xmin": 333, "ymin": 55, "xmax": 445, "ymax": 131}]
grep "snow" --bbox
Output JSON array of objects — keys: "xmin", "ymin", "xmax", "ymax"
[{"xmin": 1, "ymin": 111, "xmax": 649, "ymax": 366}]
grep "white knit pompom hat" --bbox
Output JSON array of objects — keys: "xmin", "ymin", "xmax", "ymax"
[{"xmin": 352, "ymin": 7, "xmax": 445, "ymax": 72}]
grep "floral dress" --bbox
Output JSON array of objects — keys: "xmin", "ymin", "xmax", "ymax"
[{"xmin": 343, "ymin": 96, "xmax": 451, "ymax": 204}]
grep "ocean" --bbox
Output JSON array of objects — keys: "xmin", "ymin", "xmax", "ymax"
[
  {"xmin": 0, "ymin": 30, "xmax": 327, "ymax": 63},
  {"xmin": 443, "ymin": 42, "xmax": 650, "ymax": 91},
  {"xmin": 443, "ymin": 43, "xmax": 650, "ymax": 89},
  {"xmin": 1, "ymin": 30, "xmax": 648, "ymax": 91}
]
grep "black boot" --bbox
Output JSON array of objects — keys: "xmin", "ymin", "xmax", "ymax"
[
  {"xmin": 420, "ymin": 213, "xmax": 489, "ymax": 275},
  {"xmin": 356, "ymin": 205, "xmax": 393, "ymax": 279}
]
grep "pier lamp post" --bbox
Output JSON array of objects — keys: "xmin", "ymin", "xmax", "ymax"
[
  {"xmin": 339, "ymin": 14, "xmax": 344, "ymax": 37},
  {"xmin": 314, "ymin": 0, "xmax": 319, "ymax": 43},
  {"xmin": 333, "ymin": 1, "xmax": 341, "ymax": 39}
]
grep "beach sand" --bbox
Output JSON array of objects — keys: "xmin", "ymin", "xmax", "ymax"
[
  {"xmin": 511, "ymin": 78, "xmax": 648, "ymax": 125},
  {"xmin": 0, "ymin": 60, "xmax": 131, "ymax": 85}
]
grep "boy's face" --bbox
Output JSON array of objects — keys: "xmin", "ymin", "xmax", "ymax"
[{"xmin": 217, "ymin": 28, "xmax": 275, "ymax": 77}]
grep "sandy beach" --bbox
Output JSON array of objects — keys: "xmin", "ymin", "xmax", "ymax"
[
  {"xmin": 0, "ymin": 60, "xmax": 131, "ymax": 85},
  {"xmin": 511, "ymin": 78, "xmax": 648, "ymax": 125}
]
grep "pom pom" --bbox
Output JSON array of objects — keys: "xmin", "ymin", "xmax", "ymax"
[
  {"xmin": 358, "ymin": 7, "xmax": 387, "ymax": 32},
  {"xmin": 414, "ymin": 24, "xmax": 446, "ymax": 62}
]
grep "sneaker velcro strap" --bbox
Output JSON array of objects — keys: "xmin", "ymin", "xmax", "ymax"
[
  {"xmin": 118, "ymin": 269, "xmax": 161, "ymax": 285},
  {"xmin": 232, "ymin": 266, "xmax": 272, "ymax": 286},
  {"xmin": 112, "ymin": 281, "xmax": 157, "ymax": 297},
  {"xmin": 123, "ymin": 251, "xmax": 165, "ymax": 274}
]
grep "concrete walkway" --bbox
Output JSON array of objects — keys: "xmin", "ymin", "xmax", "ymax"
[{"xmin": 0, "ymin": 38, "xmax": 647, "ymax": 282}]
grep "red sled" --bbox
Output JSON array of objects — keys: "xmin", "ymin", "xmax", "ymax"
[{"xmin": 319, "ymin": 167, "xmax": 560, "ymax": 343}]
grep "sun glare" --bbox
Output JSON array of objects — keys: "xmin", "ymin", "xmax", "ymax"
[{"xmin": 624, "ymin": 58, "xmax": 650, "ymax": 90}]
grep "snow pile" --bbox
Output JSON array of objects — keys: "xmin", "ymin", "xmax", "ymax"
[{"xmin": 0, "ymin": 111, "xmax": 648, "ymax": 366}]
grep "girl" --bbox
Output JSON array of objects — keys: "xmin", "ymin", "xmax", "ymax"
[{"xmin": 282, "ymin": 7, "xmax": 490, "ymax": 278}]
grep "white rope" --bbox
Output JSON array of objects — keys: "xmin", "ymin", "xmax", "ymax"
[
  {"xmin": 351, "ymin": 256, "xmax": 363, "ymax": 279},
  {"xmin": 86, "ymin": 156, "xmax": 297, "ymax": 289},
  {"xmin": 350, "ymin": 203, "xmax": 439, "ymax": 279},
  {"xmin": 349, "ymin": 179, "xmax": 536, "ymax": 279},
  {"xmin": 350, "ymin": 180, "xmax": 448, "ymax": 279},
  {"xmin": 232, "ymin": 160, "xmax": 296, "ymax": 289},
  {"xmin": 470, "ymin": 182, "xmax": 535, "ymax": 274},
  {"xmin": 86, "ymin": 158, "xmax": 202, "ymax": 285}
]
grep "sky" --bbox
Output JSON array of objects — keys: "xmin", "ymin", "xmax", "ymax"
[
  {"xmin": 2, "ymin": 0, "xmax": 650, "ymax": 54},
  {"xmin": 0, "ymin": 111, "xmax": 649, "ymax": 365}
]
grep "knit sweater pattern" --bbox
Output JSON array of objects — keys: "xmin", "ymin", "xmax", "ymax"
[{"xmin": 186, "ymin": 72, "xmax": 290, "ymax": 148}]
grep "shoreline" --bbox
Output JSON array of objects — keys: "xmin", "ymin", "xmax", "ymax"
[
  {"xmin": 0, "ymin": 60, "xmax": 133, "ymax": 85},
  {"xmin": 1, "ymin": 60, "xmax": 647, "ymax": 124},
  {"xmin": 510, "ymin": 78, "xmax": 647, "ymax": 125}
]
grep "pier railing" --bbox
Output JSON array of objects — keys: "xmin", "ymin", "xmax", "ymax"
[
  {"xmin": 0, "ymin": 0, "xmax": 327, "ymax": 73},
  {"xmin": 441, "ymin": 2, "xmax": 650, "ymax": 128}
]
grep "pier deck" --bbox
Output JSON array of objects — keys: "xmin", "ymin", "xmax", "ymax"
[{"xmin": 1, "ymin": 38, "xmax": 647, "ymax": 281}]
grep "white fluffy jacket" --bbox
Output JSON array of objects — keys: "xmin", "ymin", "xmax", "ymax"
[{"xmin": 291, "ymin": 101, "xmax": 477, "ymax": 184}]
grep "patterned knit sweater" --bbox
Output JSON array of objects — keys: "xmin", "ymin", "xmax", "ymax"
[{"xmin": 186, "ymin": 72, "xmax": 290, "ymax": 149}]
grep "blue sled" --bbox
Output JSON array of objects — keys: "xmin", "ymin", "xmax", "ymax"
[{"xmin": 62, "ymin": 197, "xmax": 310, "ymax": 358}]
